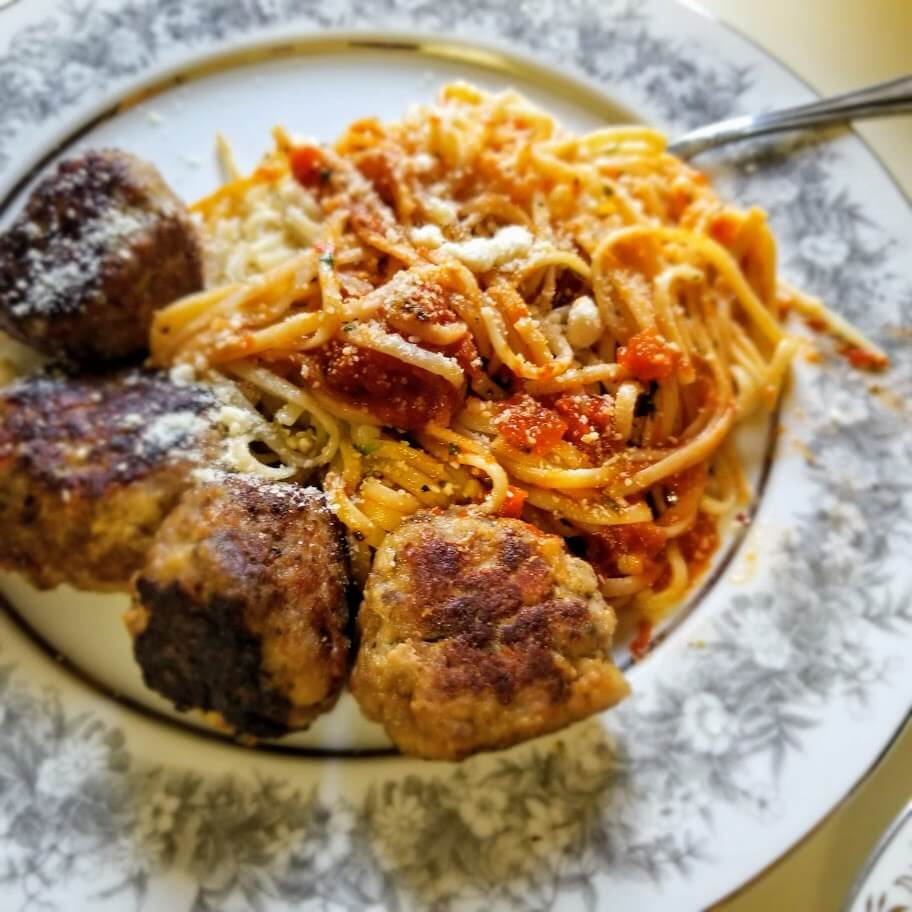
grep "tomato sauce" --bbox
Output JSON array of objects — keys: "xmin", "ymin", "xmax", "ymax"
[
  {"xmin": 677, "ymin": 511, "xmax": 719, "ymax": 577},
  {"xmin": 495, "ymin": 393, "xmax": 567, "ymax": 455},
  {"xmin": 385, "ymin": 280, "xmax": 485, "ymax": 388},
  {"xmin": 709, "ymin": 212, "xmax": 739, "ymax": 246},
  {"xmin": 290, "ymin": 146, "xmax": 325, "ymax": 187},
  {"xmin": 617, "ymin": 328, "xmax": 679, "ymax": 381},
  {"xmin": 585, "ymin": 522, "xmax": 668, "ymax": 578},
  {"xmin": 630, "ymin": 620, "xmax": 653, "ymax": 661},
  {"xmin": 839, "ymin": 345, "xmax": 888, "ymax": 371},
  {"xmin": 315, "ymin": 341, "xmax": 462, "ymax": 429},
  {"xmin": 498, "ymin": 485, "xmax": 528, "ymax": 519},
  {"xmin": 353, "ymin": 147, "xmax": 399, "ymax": 207},
  {"xmin": 668, "ymin": 186, "xmax": 692, "ymax": 221},
  {"xmin": 550, "ymin": 392, "xmax": 616, "ymax": 461},
  {"xmin": 385, "ymin": 282, "xmax": 460, "ymax": 331},
  {"xmin": 660, "ymin": 466, "xmax": 706, "ymax": 516}
]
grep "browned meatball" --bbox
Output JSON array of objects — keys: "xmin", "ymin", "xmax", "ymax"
[
  {"xmin": 0, "ymin": 149, "xmax": 203, "ymax": 365},
  {"xmin": 350, "ymin": 510, "xmax": 629, "ymax": 760},
  {"xmin": 0, "ymin": 368, "xmax": 217, "ymax": 591},
  {"xmin": 127, "ymin": 477, "xmax": 351, "ymax": 739}
]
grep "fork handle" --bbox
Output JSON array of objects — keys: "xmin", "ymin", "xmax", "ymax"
[{"xmin": 667, "ymin": 74, "xmax": 912, "ymax": 159}]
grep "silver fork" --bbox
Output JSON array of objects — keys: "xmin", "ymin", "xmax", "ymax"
[{"xmin": 667, "ymin": 74, "xmax": 912, "ymax": 159}]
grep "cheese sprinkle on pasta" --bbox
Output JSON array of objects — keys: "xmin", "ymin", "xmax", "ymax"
[{"xmin": 151, "ymin": 82, "xmax": 883, "ymax": 626}]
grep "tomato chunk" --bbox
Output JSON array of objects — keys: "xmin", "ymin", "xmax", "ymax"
[
  {"xmin": 548, "ymin": 392, "xmax": 617, "ymax": 461},
  {"xmin": 498, "ymin": 485, "xmax": 528, "ymax": 519},
  {"xmin": 495, "ymin": 393, "xmax": 567, "ymax": 455},
  {"xmin": 552, "ymin": 393, "xmax": 612, "ymax": 438},
  {"xmin": 290, "ymin": 146, "xmax": 324, "ymax": 187},
  {"xmin": 617, "ymin": 328, "xmax": 679, "ymax": 381},
  {"xmin": 709, "ymin": 212, "xmax": 740, "ymax": 246},
  {"xmin": 315, "ymin": 341, "xmax": 462, "ymax": 429}
]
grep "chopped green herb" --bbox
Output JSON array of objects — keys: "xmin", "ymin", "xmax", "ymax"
[
  {"xmin": 319, "ymin": 252, "xmax": 335, "ymax": 268},
  {"xmin": 447, "ymin": 442, "xmax": 460, "ymax": 455},
  {"xmin": 342, "ymin": 322, "xmax": 356, "ymax": 333}
]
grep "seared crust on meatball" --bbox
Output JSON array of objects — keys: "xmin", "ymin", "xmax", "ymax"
[
  {"xmin": 128, "ymin": 477, "xmax": 351, "ymax": 739},
  {"xmin": 351, "ymin": 510, "xmax": 629, "ymax": 760},
  {"xmin": 0, "ymin": 149, "xmax": 203, "ymax": 364},
  {"xmin": 0, "ymin": 368, "xmax": 216, "ymax": 591}
]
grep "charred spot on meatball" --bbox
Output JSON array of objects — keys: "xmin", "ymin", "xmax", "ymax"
[
  {"xmin": 0, "ymin": 149, "xmax": 203, "ymax": 365},
  {"xmin": 350, "ymin": 509, "xmax": 629, "ymax": 760},
  {"xmin": 128, "ymin": 477, "xmax": 352, "ymax": 738},
  {"xmin": 0, "ymin": 367, "xmax": 217, "ymax": 591}
]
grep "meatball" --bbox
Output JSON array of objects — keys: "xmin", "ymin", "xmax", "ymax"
[
  {"xmin": 351, "ymin": 510, "xmax": 629, "ymax": 760},
  {"xmin": 0, "ymin": 149, "xmax": 203, "ymax": 365},
  {"xmin": 0, "ymin": 368, "xmax": 217, "ymax": 591},
  {"xmin": 127, "ymin": 477, "xmax": 351, "ymax": 739}
]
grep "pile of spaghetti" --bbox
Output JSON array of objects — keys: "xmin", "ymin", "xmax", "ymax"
[{"xmin": 151, "ymin": 82, "xmax": 882, "ymax": 624}]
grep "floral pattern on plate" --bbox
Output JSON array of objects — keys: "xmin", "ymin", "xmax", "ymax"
[{"xmin": 0, "ymin": 0, "xmax": 754, "ymax": 173}]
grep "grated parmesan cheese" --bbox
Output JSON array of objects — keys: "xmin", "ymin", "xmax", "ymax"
[
  {"xmin": 168, "ymin": 363, "xmax": 198, "ymax": 387},
  {"xmin": 413, "ymin": 153, "xmax": 436, "ymax": 173},
  {"xmin": 140, "ymin": 410, "xmax": 208, "ymax": 455},
  {"xmin": 409, "ymin": 224, "xmax": 444, "ymax": 248},
  {"xmin": 566, "ymin": 295, "xmax": 603, "ymax": 349},
  {"xmin": 11, "ymin": 208, "xmax": 149, "ymax": 319},
  {"xmin": 216, "ymin": 404, "xmax": 258, "ymax": 436},
  {"xmin": 425, "ymin": 195, "xmax": 458, "ymax": 225},
  {"xmin": 438, "ymin": 225, "xmax": 533, "ymax": 272}
]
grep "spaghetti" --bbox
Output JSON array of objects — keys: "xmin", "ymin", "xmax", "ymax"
[{"xmin": 151, "ymin": 82, "xmax": 884, "ymax": 623}]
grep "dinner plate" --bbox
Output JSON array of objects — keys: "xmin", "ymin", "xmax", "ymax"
[
  {"xmin": 844, "ymin": 801, "xmax": 912, "ymax": 912},
  {"xmin": 0, "ymin": 1, "xmax": 910, "ymax": 909}
]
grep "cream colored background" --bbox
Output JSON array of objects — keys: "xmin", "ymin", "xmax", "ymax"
[{"xmin": 699, "ymin": 4, "xmax": 912, "ymax": 908}]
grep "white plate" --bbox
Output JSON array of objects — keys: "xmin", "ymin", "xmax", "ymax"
[
  {"xmin": 845, "ymin": 801, "xmax": 912, "ymax": 912},
  {"xmin": 0, "ymin": 1, "xmax": 910, "ymax": 909}
]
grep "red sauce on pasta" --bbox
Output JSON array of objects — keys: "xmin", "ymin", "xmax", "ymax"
[
  {"xmin": 617, "ymin": 328, "xmax": 679, "ymax": 381},
  {"xmin": 316, "ymin": 341, "xmax": 461, "ymax": 429},
  {"xmin": 495, "ymin": 393, "xmax": 567, "ymax": 455},
  {"xmin": 630, "ymin": 620, "xmax": 654, "ymax": 660},
  {"xmin": 550, "ymin": 392, "xmax": 616, "ymax": 459},
  {"xmin": 840, "ymin": 345, "xmax": 888, "ymax": 371},
  {"xmin": 585, "ymin": 522, "xmax": 668, "ymax": 578},
  {"xmin": 289, "ymin": 146, "xmax": 325, "ymax": 187},
  {"xmin": 498, "ymin": 485, "xmax": 528, "ymax": 519},
  {"xmin": 677, "ymin": 511, "xmax": 718, "ymax": 576}
]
